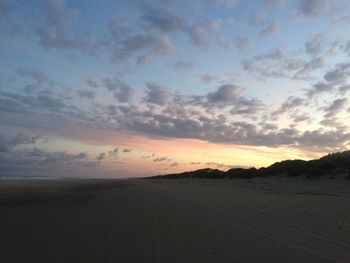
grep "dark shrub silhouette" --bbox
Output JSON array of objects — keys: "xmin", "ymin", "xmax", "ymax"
[{"xmin": 150, "ymin": 151, "xmax": 350, "ymax": 179}]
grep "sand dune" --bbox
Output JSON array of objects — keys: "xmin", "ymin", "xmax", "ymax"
[{"xmin": 0, "ymin": 178, "xmax": 349, "ymax": 263}]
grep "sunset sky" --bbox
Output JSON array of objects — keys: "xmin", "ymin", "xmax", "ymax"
[{"xmin": 1, "ymin": 0, "xmax": 350, "ymax": 178}]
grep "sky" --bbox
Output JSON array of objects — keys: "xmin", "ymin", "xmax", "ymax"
[{"xmin": 1, "ymin": 0, "xmax": 350, "ymax": 178}]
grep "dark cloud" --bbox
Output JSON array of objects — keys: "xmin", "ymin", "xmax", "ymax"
[
  {"xmin": 0, "ymin": 131, "xmax": 99, "ymax": 178},
  {"xmin": 207, "ymin": 84, "xmax": 240, "ymax": 104},
  {"xmin": 96, "ymin": 152, "xmax": 106, "ymax": 161},
  {"xmin": 144, "ymin": 82, "xmax": 170, "ymax": 105},
  {"xmin": 323, "ymin": 98, "xmax": 348, "ymax": 118},
  {"xmin": 0, "ymin": 147, "xmax": 97, "ymax": 178},
  {"xmin": 0, "ymin": 132, "xmax": 40, "ymax": 152},
  {"xmin": 308, "ymin": 81, "xmax": 334, "ymax": 97},
  {"xmin": 323, "ymin": 63, "xmax": 350, "ymax": 84}
]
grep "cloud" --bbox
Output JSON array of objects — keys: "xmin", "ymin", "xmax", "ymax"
[
  {"xmin": 17, "ymin": 68, "xmax": 49, "ymax": 85},
  {"xmin": 172, "ymin": 61, "xmax": 196, "ymax": 71},
  {"xmin": 103, "ymin": 78, "xmax": 134, "ymax": 102},
  {"xmin": 339, "ymin": 84, "xmax": 350, "ymax": 95},
  {"xmin": 323, "ymin": 63, "xmax": 350, "ymax": 84},
  {"xmin": 207, "ymin": 84, "xmax": 240, "ymax": 104},
  {"xmin": 37, "ymin": 0, "xmax": 78, "ymax": 50},
  {"xmin": 264, "ymin": 0, "xmax": 286, "ymax": 10},
  {"xmin": 308, "ymin": 81, "xmax": 333, "ymax": 97},
  {"xmin": 199, "ymin": 73, "xmax": 219, "ymax": 84},
  {"xmin": 0, "ymin": 132, "xmax": 40, "ymax": 152},
  {"xmin": 140, "ymin": 6, "xmax": 186, "ymax": 33},
  {"xmin": 0, "ymin": 131, "xmax": 100, "ymax": 178},
  {"xmin": 77, "ymin": 90, "xmax": 95, "ymax": 99},
  {"xmin": 255, "ymin": 47, "xmax": 285, "ymax": 61},
  {"xmin": 234, "ymin": 36, "xmax": 250, "ymax": 52},
  {"xmin": 305, "ymin": 32, "xmax": 325, "ymax": 55},
  {"xmin": 323, "ymin": 98, "xmax": 348, "ymax": 118},
  {"xmin": 296, "ymin": 0, "xmax": 338, "ymax": 17},
  {"xmin": 111, "ymin": 33, "xmax": 173, "ymax": 63},
  {"xmin": 189, "ymin": 19, "xmax": 223, "ymax": 47},
  {"xmin": 96, "ymin": 152, "xmax": 106, "ymax": 161},
  {"xmin": 293, "ymin": 57, "xmax": 324, "ymax": 80},
  {"xmin": 0, "ymin": 0, "xmax": 12, "ymax": 21},
  {"xmin": 144, "ymin": 82, "xmax": 170, "ymax": 105},
  {"xmin": 306, "ymin": 61, "xmax": 350, "ymax": 97},
  {"xmin": 153, "ymin": 156, "xmax": 171, "ymax": 162},
  {"xmin": 0, "ymin": 147, "xmax": 97, "ymax": 178},
  {"xmin": 107, "ymin": 17, "xmax": 130, "ymax": 39},
  {"xmin": 212, "ymin": 0, "xmax": 237, "ymax": 8},
  {"xmin": 259, "ymin": 21, "xmax": 280, "ymax": 37},
  {"xmin": 86, "ymin": 79, "xmax": 99, "ymax": 88},
  {"xmin": 249, "ymin": 12, "xmax": 269, "ymax": 26},
  {"xmin": 275, "ymin": 96, "xmax": 307, "ymax": 114}
]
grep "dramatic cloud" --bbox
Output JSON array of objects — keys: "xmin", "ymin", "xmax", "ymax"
[{"xmin": 2, "ymin": 0, "xmax": 350, "ymax": 177}]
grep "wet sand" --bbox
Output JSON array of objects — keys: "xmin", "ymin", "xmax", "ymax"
[{"xmin": 0, "ymin": 178, "xmax": 349, "ymax": 263}]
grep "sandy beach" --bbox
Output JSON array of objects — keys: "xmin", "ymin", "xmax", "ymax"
[{"xmin": 0, "ymin": 178, "xmax": 349, "ymax": 263}]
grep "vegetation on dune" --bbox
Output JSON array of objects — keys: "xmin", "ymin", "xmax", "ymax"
[{"xmin": 150, "ymin": 151, "xmax": 350, "ymax": 179}]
